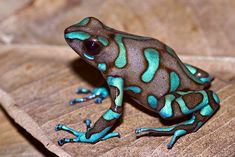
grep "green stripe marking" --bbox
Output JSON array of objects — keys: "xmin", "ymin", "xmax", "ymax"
[
  {"xmin": 83, "ymin": 53, "xmax": 94, "ymax": 60},
  {"xmin": 147, "ymin": 95, "xmax": 158, "ymax": 109},
  {"xmin": 180, "ymin": 63, "xmax": 204, "ymax": 84},
  {"xmin": 200, "ymin": 104, "xmax": 213, "ymax": 116},
  {"xmin": 80, "ymin": 126, "xmax": 111, "ymax": 143},
  {"xmin": 65, "ymin": 31, "xmax": 90, "ymax": 40},
  {"xmin": 124, "ymin": 86, "xmax": 142, "ymax": 93},
  {"xmin": 98, "ymin": 63, "xmax": 107, "ymax": 72},
  {"xmin": 159, "ymin": 94, "xmax": 175, "ymax": 118},
  {"xmin": 195, "ymin": 121, "xmax": 203, "ymax": 131},
  {"xmin": 198, "ymin": 90, "xmax": 209, "ymax": 105},
  {"xmin": 176, "ymin": 90, "xmax": 209, "ymax": 115},
  {"xmin": 169, "ymin": 71, "xmax": 180, "ymax": 92},
  {"xmin": 176, "ymin": 91, "xmax": 193, "ymax": 95},
  {"xmin": 103, "ymin": 109, "xmax": 121, "ymax": 121},
  {"xmin": 185, "ymin": 64, "xmax": 197, "ymax": 75},
  {"xmin": 184, "ymin": 115, "xmax": 196, "ymax": 125},
  {"xmin": 200, "ymin": 76, "xmax": 213, "ymax": 83},
  {"xmin": 114, "ymin": 34, "xmax": 126, "ymax": 68},
  {"xmin": 114, "ymin": 33, "xmax": 152, "ymax": 69},
  {"xmin": 98, "ymin": 36, "xmax": 109, "ymax": 46},
  {"xmin": 77, "ymin": 17, "xmax": 90, "ymax": 26},
  {"xmin": 141, "ymin": 48, "xmax": 160, "ymax": 83},
  {"xmin": 107, "ymin": 76, "xmax": 124, "ymax": 107},
  {"xmin": 212, "ymin": 92, "xmax": 220, "ymax": 104}
]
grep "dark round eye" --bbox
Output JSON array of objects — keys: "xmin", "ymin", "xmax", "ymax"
[{"xmin": 83, "ymin": 40, "xmax": 101, "ymax": 56}]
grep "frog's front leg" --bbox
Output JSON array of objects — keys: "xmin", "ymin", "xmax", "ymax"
[
  {"xmin": 56, "ymin": 76, "xmax": 124, "ymax": 145},
  {"xmin": 69, "ymin": 87, "xmax": 109, "ymax": 105},
  {"xmin": 55, "ymin": 119, "xmax": 120, "ymax": 145},
  {"xmin": 136, "ymin": 89, "xmax": 220, "ymax": 149}
]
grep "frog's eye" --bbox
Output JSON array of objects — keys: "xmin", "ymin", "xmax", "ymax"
[{"xmin": 83, "ymin": 39, "xmax": 102, "ymax": 56}]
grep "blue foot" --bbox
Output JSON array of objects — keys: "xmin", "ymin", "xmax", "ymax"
[
  {"xmin": 76, "ymin": 88, "xmax": 90, "ymax": 94},
  {"xmin": 55, "ymin": 119, "xmax": 120, "ymax": 145},
  {"xmin": 95, "ymin": 97, "xmax": 103, "ymax": 104},
  {"xmin": 70, "ymin": 87, "xmax": 109, "ymax": 105}
]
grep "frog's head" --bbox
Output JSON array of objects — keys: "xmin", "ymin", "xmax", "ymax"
[{"xmin": 64, "ymin": 17, "xmax": 116, "ymax": 73}]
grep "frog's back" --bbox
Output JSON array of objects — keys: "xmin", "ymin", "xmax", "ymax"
[{"xmin": 117, "ymin": 37, "xmax": 205, "ymax": 99}]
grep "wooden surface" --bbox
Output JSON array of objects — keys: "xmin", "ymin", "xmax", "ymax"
[{"xmin": 0, "ymin": 0, "xmax": 235, "ymax": 157}]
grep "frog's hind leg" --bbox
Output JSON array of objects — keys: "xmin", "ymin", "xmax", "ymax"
[
  {"xmin": 69, "ymin": 87, "xmax": 109, "ymax": 105},
  {"xmin": 184, "ymin": 63, "xmax": 213, "ymax": 84},
  {"xmin": 136, "ymin": 89, "xmax": 220, "ymax": 149}
]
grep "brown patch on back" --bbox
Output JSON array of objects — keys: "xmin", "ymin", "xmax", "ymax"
[
  {"xmin": 172, "ymin": 101, "xmax": 185, "ymax": 119},
  {"xmin": 182, "ymin": 93, "xmax": 203, "ymax": 109}
]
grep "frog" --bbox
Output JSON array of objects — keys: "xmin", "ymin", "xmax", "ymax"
[{"xmin": 55, "ymin": 17, "xmax": 220, "ymax": 149}]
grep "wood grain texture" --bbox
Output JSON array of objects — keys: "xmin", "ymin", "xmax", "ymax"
[{"xmin": 0, "ymin": 45, "xmax": 234, "ymax": 157}]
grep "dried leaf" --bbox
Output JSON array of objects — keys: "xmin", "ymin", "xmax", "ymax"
[
  {"xmin": 0, "ymin": 45, "xmax": 234, "ymax": 157},
  {"xmin": 0, "ymin": 0, "xmax": 235, "ymax": 56}
]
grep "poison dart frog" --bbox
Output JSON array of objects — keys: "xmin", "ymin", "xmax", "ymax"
[{"xmin": 55, "ymin": 17, "xmax": 220, "ymax": 149}]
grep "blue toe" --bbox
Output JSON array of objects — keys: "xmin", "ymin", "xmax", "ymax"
[{"xmin": 95, "ymin": 97, "xmax": 102, "ymax": 104}]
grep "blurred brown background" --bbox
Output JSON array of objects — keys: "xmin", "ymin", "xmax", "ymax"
[
  {"xmin": 0, "ymin": 0, "xmax": 235, "ymax": 157},
  {"xmin": 1, "ymin": 0, "xmax": 235, "ymax": 56}
]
